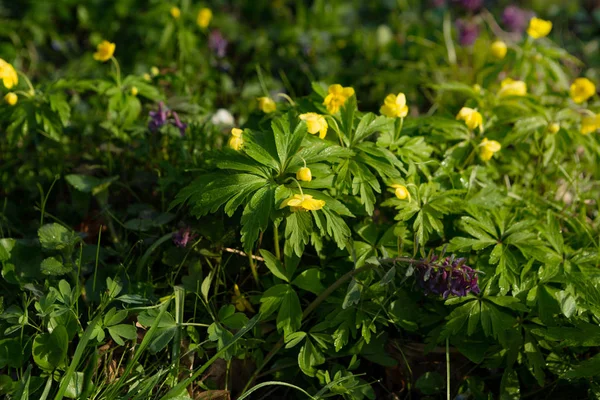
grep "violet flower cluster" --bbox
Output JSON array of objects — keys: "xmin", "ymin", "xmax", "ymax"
[
  {"xmin": 415, "ymin": 255, "xmax": 480, "ymax": 298},
  {"xmin": 208, "ymin": 30, "xmax": 228, "ymax": 58},
  {"xmin": 172, "ymin": 227, "xmax": 198, "ymax": 248},
  {"xmin": 149, "ymin": 101, "xmax": 187, "ymax": 136}
]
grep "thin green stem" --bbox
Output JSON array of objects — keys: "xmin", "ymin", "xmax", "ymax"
[
  {"xmin": 17, "ymin": 71, "xmax": 35, "ymax": 96},
  {"xmin": 273, "ymin": 223, "xmax": 281, "ymax": 260},
  {"xmin": 446, "ymin": 337, "xmax": 451, "ymax": 400},
  {"xmin": 110, "ymin": 56, "xmax": 122, "ymax": 88}
]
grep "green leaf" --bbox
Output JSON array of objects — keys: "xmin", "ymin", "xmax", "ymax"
[
  {"xmin": 107, "ymin": 324, "xmax": 137, "ymax": 346},
  {"xmin": 65, "ymin": 174, "xmax": 118, "ymax": 195},
  {"xmin": 353, "ymin": 113, "xmax": 392, "ymax": 144},
  {"xmin": 0, "ymin": 338, "xmax": 23, "ymax": 368},
  {"xmin": 342, "ymin": 278, "xmax": 361, "ymax": 309},
  {"xmin": 222, "ymin": 313, "xmax": 249, "ymax": 330},
  {"xmin": 259, "ymin": 284, "xmax": 288, "ymax": 319},
  {"xmin": 292, "ymin": 269, "xmax": 325, "ymax": 294},
  {"xmin": 298, "ymin": 338, "xmax": 325, "ymax": 377},
  {"xmin": 41, "ymin": 257, "xmax": 71, "ymax": 276},
  {"xmin": 524, "ymin": 331, "xmax": 545, "ymax": 386},
  {"xmin": 500, "ymin": 369, "xmax": 520, "ymax": 400},
  {"xmin": 284, "ymin": 331, "xmax": 307, "ymax": 349},
  {"xmin": 38, "ymin": 223, "xmax": 78, "ymax": 251},
  {"xmin": 276, "ymin": 285, "xmax": 302, "ymax": 337},
  {"xmin": 33, "ymin": 325, "xmax": 68, "ymax": 371},
  {"xmin": 103, "ymin": 308, "xmax": 128, "ymax": 327},
  {"xmin": 562, "ymin": 353, "xmax": 600, "ymax": 379},
  {"xmin": 341, "ymin": 95, "xmax": 356, "ymax": 142},
  {"xmin": 284, "ymin": 211, "xmax": 312, "ymax": 257},
  {"xmin": 260, "ymin": 249, "xmax": 289, "ymax": 282},
  {"xmin": 241, "ymin": 185, "xmax": 274, "ymax": 252},
  {"xmin": 0, "ymin": 239, "xmax": 16, "ymax": 262},
  {"xmin": 415, "ymin": 372, "xmax": 445, "ymax": 395}
]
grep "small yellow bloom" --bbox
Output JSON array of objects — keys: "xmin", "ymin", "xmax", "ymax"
[
  {"xmin": 0, "ymin": 59, "xmax": 18, "ymax": 89},
  {"xmin": 479, "ymin": 138, "xmax": 501, "ymax": 161},
  {"xmin": 143, "ymin": 73, "xmax": 151, "ymax": 81},
  {"xmin": 232, "ymin": 284, "xmax": 255, "ymax": 313},
  {"xmin": 498, "ymin": 78, "xmax": 527, "ymax": 97},
  {"xmin": 380, "ymin": 92, "xmax": 409, "ymax": 118},
  {"xmin": 150, "ymin": 66, "xmax": 160, "ymax": 76},
  {"xmin": 570, "ymin": 78, "xmax": 596, "ymax": 104},
  {"xmin": 93, "ymin": 40, "xmax": 116, "ymax": 62},
  {"xmin": 580, "ymin": 114, "xmax": 600, "ymax": 135},
  {"xmin": 490, "ymin": 41, "xmax": 507, "ymax": 59},
  {"xmin": 547, "ymin": 122, "xmax": 560, "ymax": 134},
  {"xmin": 4, "ymin": 92, "xmax": 17, "ymax": 106},
  {"xmin": 257, "ymin": 97, "xmax": 276, "ymax": 113},
  {"xmin": 170, "ymin": 6, "xmax": 181, "ymax": 19},
  {"xmin": 299, "ymin": 112, "xmax": 328, "ymax": 139},
  {"xmin": 323, "ymin": 84, "xmax": 355, "ymax": 114},
  {"xmin": 296, "ymin": 167, "xmax": 312, "ymax": 182},
  {"xmin": 228, "ymin": 128, "xmax": 244, "ymax": 150},
  {"xmin": 281, "ymin": 194, "xmax": 325, "ymax": 212},
  {"xmin": 456, "ymin": 107, "xmax": 483, "ymax": 131},
  {"xmin": 473, "ymin": 84, "xmax": 482, "ymax": 93},
  {"xmin": 527, "ymin": 17, "xmax": 552, "ymax": 39},
  {"xmin": 391, "ymin": 184, "xmax": 410, "ymax": 200},
  {"xmin": 197, "ymin": 7, "xmax": 212, "ymax": 28},
  {"xmin": 130, "ymin": 87, "xmax": 138, "ymax": 96}
]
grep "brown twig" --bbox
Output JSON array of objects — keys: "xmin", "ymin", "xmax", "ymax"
[{"xmin": 222, "ymin": 247, "xmax": 265, "ymax": 262}]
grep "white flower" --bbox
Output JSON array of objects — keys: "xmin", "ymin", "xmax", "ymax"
[{"xmin": 211, "ymin": 109, "xmax": 235, "ymax": 126}]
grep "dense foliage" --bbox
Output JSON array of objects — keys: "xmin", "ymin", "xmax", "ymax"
[{"xmin": 2, "ymin": 1, "xmax": 600, "ymax": 399}]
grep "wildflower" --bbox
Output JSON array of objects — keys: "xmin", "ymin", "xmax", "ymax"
[
  {"xmin": 149, "ymin": 102, "xmax": 169, "ymax": 131},
  {"xmin": 323, "ymin": 84, "xmax": 355, "ymax": 114},
  {"xmin": 257, "ymin": 97, "xmax": 276, "ymax": 113},
  {"xmin": 281, "ymin": 194, "xmax": 325, "ymax": 212},
  {"xmin": 232, "ymin": 284, "xmax": 255, "ymax": 313},
  {"xmin": 208, "ymin": 30, "xmax": 228, "ymax": 58},
  {"xmin": 380, "ymin": 92, "xmax": 409, "ymax": 118},
  {"xmin": 173, "ymin": 227, "xmax": 198, "ymax": 248},
  {"xmin": 197, "ymin": 8, "xmax": 212, "ymax": 28},
  {"xmin": 299, "ymin": 113, "xmax": 328, "ymax": 139},
  {"xmin": 0, "ymin": 59, "xmax": 18, "ymax": 89},
  {"xmin": 391, "ymin": 184, "xmax": 410, "ymax": 200},
  {"xmin": 143, "ymin": 73, "xmax": 151, "ymax": 81},
  {"xmin": 490, "ymin": 40, "xmax": 507, "ymax": 59},
  {"xmin": 130, "ymin": 87, "xmax": 138, "ymax": 96},
  {"xmin": 150, "ymin": 66, "xmax": 160, "ymax": 76},
  {"xmin": 415, "ymin": 255, "xmax": 480, "ymax": 299},
  {"xmin": 570, "ymin": 78, "xmax": 596, "ymax": 104},
  {"xmin": 171, "ymin": 111, "xmax": 187, "ymax": 136},
  {"xmin": 479, "ymin": 138, "xmax": 501, "ymax": 161},
  {"xmin": 547, "ymin": 122, "xmax": 560, "ymax": 134},
  {"xmin": 502, "ymin": 6, "xmax": 533, "ymax": 33},
  {"xmin": 170, "ymin": 6, "xmax": 181, "ymax": 19},
  {"xmin": 527, "ymin": 17, "xmax": 552, "ymax": 39},
  {"xmin": 456, "ymin": 19, "xmax": 479, "ymax": 46},
  {"xmin": 498, "ymin": 78, "xmax": 527, "ymax": 97},
  {"xmin": 211, "ymin": 109, "xmax": 234, "ymax": 126},
  {"xmin": 581, "ymin": 114, "xmax": 600, "ymax": 135},
  {"xmin": 228, "ymin": 128, "xmax": 244, "ymax": 150},
  {"xmin": 93, "ymin": 40, "xmax": 115, "ymax": 62},
  {"xmin": 456, "ymin": 107, "xmax": 483, "ymax": 130},
  {"xmin": 4, "ymin": 92, "xmax": 17, "ymax": 106},
  {"xmin": 296, "ymin": 167, "xmax": 312, "ymax": 182}
]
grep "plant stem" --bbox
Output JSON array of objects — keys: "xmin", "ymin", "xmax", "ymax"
[
  {"xmin": 248, "ymin": 250, "xmax": 259, "ymax": 284},
  {"xmin": 110, "ymin": 56, "xmax": 122, "ymax": 88},
  {"xmin": 446, "ymin": 337, "xmax": 451, "ymax": 400},
  {"xmin": 273, "ymin": 223, "xmax": 281, "ymax": 260}
]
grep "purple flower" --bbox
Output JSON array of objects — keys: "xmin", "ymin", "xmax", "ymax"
[
  {"xmin": 502, "ymin": 6, "xmax": 534, "ymax": 33},
  {"xmin": 208, "ymin": 30, "xmax": 228, "ymax": 58},
  {"xmin": 171, "ymin": 111, "xmax": 187, "ymax": 137},
  {"xmin": 456, "ymin": 19, "xmax": 480, "ymax": 46},
  {"xmin": 173, "ymin": 227, "xmax": 198, "ymax": 248},
  {"xmin": 415, "ymin": 255, "xmax": 480, "ymax": 299},
  {"xmin": 454, "ymin": 0, "xmax": 482, "ymax": 12},
  {"xmin": 149, "ymin": 101, "xmax": 168, "ymax": 132}
]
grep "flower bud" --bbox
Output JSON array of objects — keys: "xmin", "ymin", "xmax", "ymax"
[
  {"xmin": 4, "ymin": 92, "xmax": 17, "ymax": 106},
  {"xmin": 130, "ymin": 86, "xmax": 138, "ymax": 96},
  {"xmin": 491, "ymin": 40, "xmax": 507, "ymax": 59},
  {"xmin": 296, "ymin": 167, "xmax": 312, "ymax": 182},
  {"xmin": 547, "ymin": 122, "xmax": 560, "ymax": 134}
]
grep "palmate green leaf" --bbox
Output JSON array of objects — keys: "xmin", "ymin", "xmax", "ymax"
[
  {"xmin": 240, "ymin": 185, "xmax": 275, "ymax": 251},
  {"xmin": 284, "ymin": 211, "xmax": 312, "ymax": 257},
  {"xmin": 260, "ymin": 249, "xmax": 289, "ymax": 282},
  {"xmin": 352, "ymin": 113, "xmax": 393, "ymax": 144},
  {"xmin": 259, "ymin": 284, "xmax": 289, "ymax": 319},
  {"xmin": 298, "ymin": 338, "xmax": 325, "ymax": 377},
  {"xmin": 441, "ymin": 300, "xmax": 477, "ymax": 338},
  {"xmin": 349, "ymin": 160, "xmax": 379, "ymax": 215},
  {"xmin": 244, "ymin": 131, "xmax": 280, "ymax": 172},
  {"xmin": 356, "ymin": 142, "xmax": 403, "ymax": 176},
  {"xmin": 272, "ymin": 113, "xmax": 306, "ymax": 169},
  {"xmin": 292, "ymin": 269, "xmax": 325, "ymax": 294},
  {"xmin": 107, "ymin": 324, "xmax": 137, "ymax": 346},
  {"xmin": 341, "ymin": 95, "xmax": 356, "ymax": 142},
  {"xmin": 531, "ymin": 321, "xmax": 600, "ymax": 347},
  {"xmin": 38, "ymin": 223, "xmax": 79, "ymax": 251},
  {"xmin": 285, "ymin": 136, "xmax": 354, "ymax": 174},
  {"xmin": 214, "ymin": 150, "xmax": 272, "ymax": 177},
  {"xmin": 524, "ymin": 331, "xmax": 545, "ymax": 386},
  {"xmin": 562, "ymin": 353, "xmax": 600, "ymax": 379},
  {"xmin": 277, "ymin": 286, "xmax": 302, "ymax": 337},
  {"xmin": 500, "ymin": 369, "xmax": 520, "ymax": 400},
  {"xmin": 312, "ymin": 208, "xmax": 352, "ymax": 250}
]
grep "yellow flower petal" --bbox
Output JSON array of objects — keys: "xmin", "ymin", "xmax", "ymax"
[
  {"xmin": 490, "ymin": 41, "xmax": 507, "ymax": 59},
  {"xmin": 296, "ymin": 167, "xmax": 312, "ymax": 182},
  {"xmin": 197, "ymin": 8, "xmax": 212, "ymax": 28},
  {"xmin": 93, "ymin": 40, "xmax": 115, "ymax": 62},
  {"xmin": 257, "ymin": 97, "xmax": 276, "ymax": 113},
  {"xmin": 456, "ymin": 107, "xmax": 483, "ymax": 130},
  {"xmin": 570, "ymin": 78, "xmax": 596, "ymax": 104},
  {"xmin": 527, "ymin": 17, "xmax": 552, "ymax": 39}
]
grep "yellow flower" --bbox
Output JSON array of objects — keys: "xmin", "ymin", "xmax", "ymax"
[
  {"xmin": 479, "ymin": 138, "xmax": 501, "ymax": 161},
  {"xmin": 93, "ymin": 40, "xmax": 116, "ymax": 62},
  {"xmin": 527, "ymin": 17, "xmax": 552, "ymax": 39},
  {"xmin": 490, "ymin": 41, "xmax": 507, "ymax": 59},
  {"xmin": 197, "ymin": 8, "xmax": 212, "ymax": 28},
  {"xmin": 570, "ymin": 78, "xmax": 596, "ymax": 104},
  {"xmin": 170, "ymin": 6, "xmax": 181, "ymax": 19},
  {"xmin": 143, "ymin": 73, "xmax": 151, "ymax": 81},
  {"xmin": 299, "ymin": 112, "xmax": 328, "ymax": 139},
  {"xmin": 456, "ymin": 107, "xmax": 483, "ymax": 131},
  {"xmin": 0, "ymin": 59, "xmax": 18, "ymax": 89},
  {"xmin": 323, "ymin": 84, "xmax": 355, "ymax": 114},
  {"xmin": 281, "ymin": 194, "xmax": 325, "ymax": 212},
  {"xmin": 296, "ymin": 167, "xmax": 312, "ymax": 182},
  {"xmin": 257, "ymin": 97, "xmax": 276, "ymax": 113},
  {"xmin": 232, "ymin": 284, "xmax": 255, "ymax": 313},
  {"xmin": 498, "ymin": 78, "xmax": 527, "ymax": 97},
  {"xmin": 380, "ymin": 92, "xmax": 409, "ymax": 118},
  {"xmin": 391, "ymin": 184, "xmax": 410, "ymax": 200},
  {"xmin": 473, "ymin": 84, "xmax": 482, "ymax": 93},
  {"xmin": 4, "ymin": 92, "xmax": 17, "ymax": 106},
  {"xmin": 228, "ymin": 128, "xmax": 244, "ymax": 150},
  {"xmin": 580, "ymin": 114, "xmax": 600, "ymax": 135},
  {"xmin": 130, "ymin": 87, "xmax": 138, "ymax": 96},
  {"xmin": 547, "ymin": 122, "xmax": 560, "ymax": 134}
]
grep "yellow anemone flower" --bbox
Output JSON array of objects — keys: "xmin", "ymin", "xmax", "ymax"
[
  {"xmin": 197, "ymin": 8, "xmax": 212, "ymax": 28},
  {"xmin": 296, "ymin": 167, "xmax": 312, "ymax": 182},
  {"xmin": 4, "ymin": 92, "xmax": 17, "ymax": 106},
  {"xmin": 143, "ymin": 73, "xmax": 151, "ymax": 81},
  {"xmin": 581, "ymin": 114, "xmax": 600, "ymax": 135},
  {"xmin": 93, "ymin": 40, "xmax": 116, "ymax": 62},
  {"xmin": 0, "ymin": 59, "xmax": 18, "ymax": 89},
  {"xmin": 490, "ymin": 41, "xmax": 507, "ymax": 59},
  {"xmin": 257, "ymin": 97, "xmax": 276, "ymax": 113},
  {"xmin": 456, "ymin": 107, "xmax": 483, "ymax": 131},
  {"xmin": 391, "ymin": 184, "xmax": 410, "ymax": 200},
  {"xmin": 299, "ymin": 112, "xmax": 328, "ymax": 139},
  {"xmin": 547, "ymin": 123, "xmax": 560, "ymax": 134},
  {"xmin": 527, "ymin": 17, "xmax": 552, "ymax": 39},
  {"xmin": 232, "ymin": 284, "xmax": 255, "ymax": 313},
  {"xmin": 281, "ymin": 194, "xmax": 325, "ymax": 212},
  {"xmin": 323, "ymin": 84, "xmax": 355, "ymax": 114},
  {"xmin": 498, "ymin": 78, "xmax": 527, "ymax": 97},
  {"xmin": 130, "ymin": 87, "xmax": 138, "ymax": 96},
  {"xmin": 380, "ymin": 92, "xmax": 409, "ymax": 118},
  {"xmin": 170, "ymin": 7, "xmax": 181, "ymax": 19},
  {"xmin": 479, "ymin": 138, "xmax": 501, "ymax": 161},
  {"xmin": 228, "ymin": 128, "xmax": 244, "ymax": 150},
  {"xmin": 570, "ymin": 78, "xmax": 596, "ymax": 104}
]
